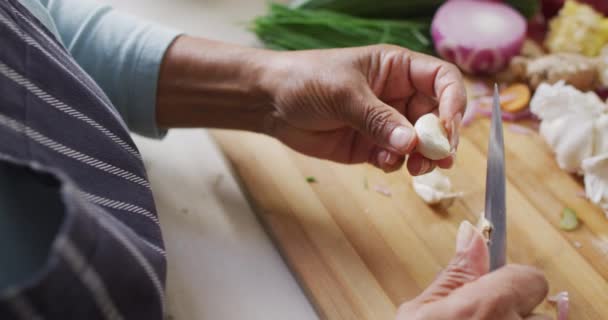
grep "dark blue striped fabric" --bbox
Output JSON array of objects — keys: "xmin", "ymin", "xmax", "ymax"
[{"xmin": 0, "ymin": 0, "xmax": 166, "ymax": 318}]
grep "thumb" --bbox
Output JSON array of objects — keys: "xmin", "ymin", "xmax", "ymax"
[
  {"xmin": 344, "ymin": 88, "xmax": 417, "ymax": 156},
  {"xmin": 415, "ymin": 221, "xmax": 490, "ymax": 304}
]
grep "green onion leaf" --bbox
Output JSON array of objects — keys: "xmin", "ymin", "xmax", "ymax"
[{"xmin": 251, "ymin": 4, "xmax": 434, "ymax": 54}]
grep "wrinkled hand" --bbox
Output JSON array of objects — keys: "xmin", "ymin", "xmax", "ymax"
[
  {"xmin": 397, "ymin": 221, "xmax": 550, "ymax": 320},
  {"xmin": 262, "ymin": 44, "xmax": 466, "ymax": 175}
]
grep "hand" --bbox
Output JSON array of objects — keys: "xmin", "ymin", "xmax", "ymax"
[
  {"xmin": 261, "ymin": 44, "xmax": 466, "ymax": 175},
  {"xmin": 397, "ymin": 221, "xmax": 550, "ymax": 320},
  {"xmin": 158, "ymin": 38, "xmax": 465, "ymax": 175}
]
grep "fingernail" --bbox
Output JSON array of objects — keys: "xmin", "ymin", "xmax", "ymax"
[
  {"xmin": 389, "ymin": 126, "xmax": 414, "ymax": 152},
  {"xmin": 456, "ymin": 221, "xmax": 475, "ymax": 253},
  {"xmin": 450, "ymin": 113, "xmax": 462, "ymax": 153},
  {"xmin": 416, "ymin": 159, "xmax": 432, "ymax": 175},
  {"xmin": 378, "ymin": 150, "xmax": 397, "ymax": 167},
  {"xmin": 385, "ymin": 151, "xmax": 397, "ymax": 166}
]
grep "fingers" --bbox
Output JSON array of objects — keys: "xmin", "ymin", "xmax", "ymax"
[
  {"xmin": 413, "ymin": 221, "xmax": 489, "ymax": 304},
  {"xmin": 409, "ymin": 51, "xmax": 467, "ymax": 123},
  {"xmin": 443, "ymin": 264, "xmax": 549, "ymax": 318},
  {"xmin": 436, "ymin": 156, "xmax": 454, "ymax": 169},
  {"xmin": 343, "ymin": 86, "xmax": 418, "ymax": 156},
  {"xmin": 406, "ymin": 153, "xmax": 435, "ymax": 176},
  {"xmin": 374, "ymin": 149, "xmax": 405, "ymax": 173},
  {"xmin": 407, "ymin": 51, "xmax": 466, "ymax": 156},
  {"xmin": 397, "ymin": 221, "xmax": 549, "ymax": 320}
]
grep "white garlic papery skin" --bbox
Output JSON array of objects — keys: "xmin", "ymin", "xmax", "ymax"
[
  {"xmin": 414, "ymin": 114, "xmax": 451, "ymax": 160},
  {"xmin": 583, "ymin": 153, "xmax": 608, "ymax": 218},
  {"xmin": 530, "ymin": 81, "xmax": 608, "ymax": 173},
  {"xmin": 412, "ymin": 169, "xmax": 462, "ymax": 206},
  {"xmin": 539, "ymin": 114, "xmax": 594, "ymax": 173},
  {"xmin": 530, "ymin": 81, "xmax": 606, "ymax": 119}
]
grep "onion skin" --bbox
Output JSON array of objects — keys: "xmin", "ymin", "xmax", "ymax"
[
  {"xmin": 542, "ymin": 0, "xmax": 565, "ymax": 19},
  {"xmin": 579, "ymin": 0, "xmax": 608, "ymax": 15},
  {"xmin": 432, "ymin": 0, "xmax": 527, "ymax": 74}
]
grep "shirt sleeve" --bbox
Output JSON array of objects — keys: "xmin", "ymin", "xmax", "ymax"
[{"xmin": 40, "ymin": 0, "xmax": 182, "ymax": 138}]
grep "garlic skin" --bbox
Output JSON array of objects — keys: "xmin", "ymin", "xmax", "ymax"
[
  {"xmin": 539, "ymin": 114, "xmax": 595, "ymax": 173},
  {"xmin": 531, "ymin": 80, "xmax": 608, "ymax": 218},
  {"xmin": 412, "ymin": 169, "xmax": 462, "ymax": 206},
  {"xmin": 476, "ymin": 215, "xmax": 493, "ymax": 243},
  {"xmin": 414, "ymin": 114, "xmax": 451, "ymax": 160},
  {"xmin": 582, "ymin": 154, "xmax": 608, "ymax": 218},
  {"xmin": 530, "ymin": 81, "xmax": 608, "ymax": 173}
]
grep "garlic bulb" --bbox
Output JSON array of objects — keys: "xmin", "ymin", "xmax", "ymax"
[
  {"xmin": 412, "ymin": 169, "xmax": 462, "ymax": 206},
  {"xmin": 414, "ymin": 114, "xmax": 451, "ymax": 160},
  {"xmin": 530, "ymin": 81, "xmax": 608, "ymax": 173},
  {"xmin": 539, "ymin": 114, "xmax": 595, "ymax": 173},
  {"xmin": 583, "ymin": 154, "xmax": 608, "ymax": 218},
  {"xmin": 531, "ymin": 80, "xmax": 608, "ymax": 218}
]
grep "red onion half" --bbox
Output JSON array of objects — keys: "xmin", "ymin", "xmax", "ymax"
[{"xmin": 431, "ymin": 0, "xmax": 527, "ymax": 74}]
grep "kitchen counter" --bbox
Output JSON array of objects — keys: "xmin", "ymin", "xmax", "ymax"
[{"xmin": 97, "ymin": 1, "xmax": 318, "ymax": 319}]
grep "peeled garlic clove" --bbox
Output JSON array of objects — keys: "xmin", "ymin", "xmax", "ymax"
[{"xmin": 414, "ymin": 114, "xmax": 451, "ymax": 160}]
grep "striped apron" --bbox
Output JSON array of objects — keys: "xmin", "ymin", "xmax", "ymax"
[{"xmin": 0, "ymin": 0, "xmax": 166, "ymax": 319}]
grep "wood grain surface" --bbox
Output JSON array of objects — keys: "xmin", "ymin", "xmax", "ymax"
[{"xmin": 212, "ymin": 109, "xmax": 608, "ymax": 319}]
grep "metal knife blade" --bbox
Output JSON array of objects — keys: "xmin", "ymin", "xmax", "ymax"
[{"xmin": 484, "ymin": 84, "xmax": 506, "ymax": 271}]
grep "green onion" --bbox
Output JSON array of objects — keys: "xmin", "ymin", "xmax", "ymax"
[
  {"xmin": 251, "ymin": 4, "xmax": 433, "ymax": 54},
  {"xmin": 306, "ymin": 176, "xmax": 317, "ymax": 183},
  {"xmin": 294, "ymin": 0, "xmax": 445, "ymax": 19},
  {"xmin": 560, "ymin": 208, "xmax": 579, "ymax": 231},
  {"xmin": 295, "ymin": 0, "xmax": 540, "ymax": 19},
  {"xmin": 505, "ymin": 0, "xmax": 540, "ymax": 18}
]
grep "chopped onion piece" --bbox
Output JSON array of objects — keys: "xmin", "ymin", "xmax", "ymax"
[
  {"xmin": 373, "ymin": 184, "xmax": 392, "ymax": 197},
  {"xmin": 508, "ymin": 124, "xmax": 535, "ymax": 135},
  {"xmin": 476, "ymin": 106, "xmax": 533, "ymax": 121},
  {"xmin": 470, "ymin": 81, "xmax": 491, "ymax": 97},
  {"xmin": 462, "ymin": 100, "xmax": 480, "ymax": 127}
]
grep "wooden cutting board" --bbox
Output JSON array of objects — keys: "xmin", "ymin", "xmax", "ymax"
[{"xmin": 211, "ymin": 112, "xmax": 608, "ymax": 319}]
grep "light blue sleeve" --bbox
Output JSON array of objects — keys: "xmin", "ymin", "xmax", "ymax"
[{"xmin": 41, "ymin": 0, "xmax": 182, "ymax": 138}]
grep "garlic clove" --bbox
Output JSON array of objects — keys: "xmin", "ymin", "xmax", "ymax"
[{"xmin": 414, "ymin": 114, "xmax": 451, "ymax": 160}]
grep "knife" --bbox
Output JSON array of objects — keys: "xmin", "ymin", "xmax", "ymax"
[{"xmin": 484, "ymin": 84, "xmax": 506, "ymax": 271}]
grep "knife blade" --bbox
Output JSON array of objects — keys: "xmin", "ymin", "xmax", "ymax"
[{"xmin": 484, "ymin": 84, "xmax": 506, "ymax": 271}]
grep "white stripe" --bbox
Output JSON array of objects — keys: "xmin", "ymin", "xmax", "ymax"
[
  {"xmin": 81, "ymin": 192, "xmax": 163, "ymax": 231},
  {"xmin": 55, "ymin": 236, "xmax": 124, "ymax": 320},
  {"xmin": 80, "ymin": 195, "xmax": 166, "ymax": 257},
  {"xmin": 0, "ymin": 62, "xmax": 141, "ymax": 160},
  {"xmin": 77, "ymin": 192, "xmax": 165, "ymax": 256},
  {"xmin": 6, "ymin": 294, "xmax": 43, "ymax": 320},
  {"xmin": 86, "ymin": 204, "xmax": 166, "ymax": 311},
  {"xmin": 0, "ymin": 114, "xmax": 150, "ymax": 188},
  {"xmin": 0, "ymin": 12, "xmax": 127, "ymax": 127}
]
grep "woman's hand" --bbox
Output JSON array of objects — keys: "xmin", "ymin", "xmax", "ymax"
[
  {"xmin": 260, "ymin": 44, "xmax": 466, "ymax": 175},
  {"xmin": 397, "ymin": 221, "xmax": 550, "ymax": 320},
  {"xmin": 158, "ymin": 38, "xmax": 465, "ymax": 175}
]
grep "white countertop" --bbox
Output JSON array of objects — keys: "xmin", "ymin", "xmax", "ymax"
[{"xmin": 97, "ymin": 1, "xmax": 318, "ymax": 319}]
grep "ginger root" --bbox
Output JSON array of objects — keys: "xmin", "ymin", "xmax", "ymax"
[{"xmin": 510, "ymin": 52, "xmax": 602, "ymax": 91}]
